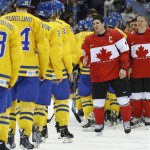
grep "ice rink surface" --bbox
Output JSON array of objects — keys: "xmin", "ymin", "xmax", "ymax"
[{"xmin": 14, "ymin": 101, "xmax": 150, "ymax": 150}]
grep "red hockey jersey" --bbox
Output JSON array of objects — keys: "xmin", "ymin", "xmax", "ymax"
[
  {"xmin": 127, "ymin": 28, "xmax": 150, "ymax": 78},
  {"xmin": 82, "ymin": 29, "xmax": 129, "ymax": 82}
]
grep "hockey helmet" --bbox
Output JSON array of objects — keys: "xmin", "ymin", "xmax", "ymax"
[
  {"xmin": 52, "ymin": 0, "xmax": 65, "ymax": 16},
  {"xmin": 106, "ymin": 16, "xmax": 118, "ymax": 28},
  {"xmin": 86, "ymin": 17, "xmax": 93, "ymax": 31},
  {"xmin": 37, "ymin": 1, "xmax": 54, "ymax": 18},
  {"xmin": 109, "ymin": 12, "xmax": 124, "ymax": 28},
  {"xmin": 16, "ymin": 0, "xmax": 32, "ymax": 8},
  {"xmin": 78, "ymin": 20, "xmax": 88, "ymax": 31}
]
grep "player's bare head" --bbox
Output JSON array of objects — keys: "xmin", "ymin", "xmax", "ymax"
[
  {"xmin": 93, "ymin": 15, "xmax": 104, "ymax": 24},
  {"xmin": 93, "ymin": 15, "xmax": 105, "ymax": 34},
  {"xmin": 137, "ymin": 15, "xmax": 149, "ymax": 30},
  {"xmin": 137, "ymin": 15, "xmax": 149, "ymax": 24},
  {"xmin": 129, "ymin": 17, "xmax": 137, "ymax": 31}
]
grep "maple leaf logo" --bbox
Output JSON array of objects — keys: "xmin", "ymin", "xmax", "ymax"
[
  {"xmin": 136, "ymin": 46, "xmax": 149, "ymax": 58},
  {"xmin": 96, "ymin": 48, "xmax": 112, "ymax": 61}
]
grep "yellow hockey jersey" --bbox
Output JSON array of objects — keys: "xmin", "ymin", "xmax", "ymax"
[
  {"xmin": 58, "ymin": 19, "xmax": 81, "ymax": 65},
  {"xmin": 3, "ymin": 12, "xmax": 49, "ymax": 78},
  {"xmin": 55, "ymin": 18, "xmax": 73, "ymax": 75},
  {"xmin": 0, "ymin": 18, "xmax": 23, "ymax": 88},
  {"xmin": 75, "ymin": 31, "xmax": 93, "ymax": 75},
  {"xmin": 42, "ymin": 21, "xmax": 63, "ymax": 80}
]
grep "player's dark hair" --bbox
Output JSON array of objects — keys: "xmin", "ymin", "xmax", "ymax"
[{"xmin": 93, "ymin": 15, "xmax": 104, "ymax": 23}]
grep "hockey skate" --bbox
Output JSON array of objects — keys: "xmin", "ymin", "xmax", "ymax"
[
  {"xmin": 130, "ymin": 117, "xmax": 144, "ymax": 128},
  {"xmin": 19, "ymin": 129, "xmax": 34, "ymax": 149},
  {"xmin": 77, "ymin": 109, "xmax": 84, "ymax": 122},
  {"xmin": 123, "ymin": 121, "xmax": 131, "ymax": 134},
  {"xmin": 55, "ymin": 122, "xmax": 60, "ymax": 133},
  {"xmin": 41, "ymin": 125, "xmax": 48, "ymax": 142},
  {"xmin": 105, "ymin": 110, "xmax": 111, "ymax": 127},
  {"xmin": 0, "ymin": 140, "xmax": 10, "ymax": 150},
  {"xmin": 82, "ymin": 119, "xmax": 95, "ymax": 132},
  {"xmin": 111, "ymin": 111, "xmax": 117, "ymax": 129},
  {"xmin": 77, "ymin": 109, "xmax": 84, "ymax": 117},
  {"xmin": 32, "ymin": 125, "xmax": 43, "ymax": 148},
  {"xmin": 117, "ymin": 111, "xmax": 122, "ymax": 124},
  {"xmin": 55, "ymin": 122, "xmax": 62, "ymax": 139},
  {"xmin": 60, "ymin": 126, "xmax": 74, "ymax": 143},
  {"xmin": 144, "ymin": 118, "xmax": 150, "ymax": 129},
  {"xmin": 94, "ymin": 124, "xmax": 104, "ymax": 136},
  {"xmin": 8, "ymin": 129, "xmax": 16, "ymax": 149}
]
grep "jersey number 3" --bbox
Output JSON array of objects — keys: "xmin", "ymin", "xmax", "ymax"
[
  {"xmin": 21, "ymin": 28, "xmax": 31, "ymax": 51},
  {"xmin": 0, "ymin": 31, "xmax": 7, "ymax": 58}
]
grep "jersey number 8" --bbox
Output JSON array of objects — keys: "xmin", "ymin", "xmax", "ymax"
[{"xmin": 0, "ymin": 31, "xmax": 7, "ymax": 58}]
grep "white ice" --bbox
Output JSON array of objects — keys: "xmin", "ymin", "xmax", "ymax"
[{"xmin": 14, "ymin": 101, "xmax": 150, "ymax": 150}]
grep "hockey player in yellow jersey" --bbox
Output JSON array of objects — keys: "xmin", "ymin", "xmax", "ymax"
[
  {"xmin": 56, "ymin": 15, "xmax": 82, "ymax": 122},
  {"xmin": 0, "ymin": 6, "xmax": 23, "ymax": 148},
  {"xmin": 32, "ymin": 1, "xmax": 64, "ymax": 146},
  {"xmin": 53, "ymin": 2, "xmax": 82, "ymax": 126},
  {"xmin": 50, "ymin": 1, "xmax": 74, "ymax": 142},
  {"xmin": 2, "ymin": 0, "xmax": 49, "ymax": 149},
  {"xmin": 55, "ymin": 5, "xmax": 81, "ymax": 66},
  {"xmin": 75, "ymin": 18, "xmax": 95, "ymax": 131}
]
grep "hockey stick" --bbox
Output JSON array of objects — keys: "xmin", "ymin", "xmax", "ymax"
[
  {"xmin": 71, "ymin": 98, "xmax": 82, "ymax": 123},
  {"xmin": 71, "ymin": 69, "xmax": 82, "ymax": 123},
  {"xmin": 47, "ymin": 113, "xmax": 54, "ymax": 123}
]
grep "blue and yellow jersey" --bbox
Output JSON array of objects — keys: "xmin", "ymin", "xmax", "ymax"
[
  {"xmin": 0, "ymin": 18, "xmax": 23, "ymax": 88},
  {"xmin": 59, "ymin": 20, "xmax": 81, "ymax": 65},
  {"xmin": 75, "ymin": 31, "xmax": 93, "ymax": 75},
  {"xmin": 3, "ymin": 12, "xmax": 49, "ymax": 78},
  {"xmin": 54, "ymin": 18, "xmax": 73, "ymax": 77},
  {"xmin": 42, "ymin": 21, "xmax": 63, "ymax": 80}
]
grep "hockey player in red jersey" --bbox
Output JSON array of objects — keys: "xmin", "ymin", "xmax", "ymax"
[
  {"xmin": 128, "ymin": 15, "xmax": 150, "ymax": 127},
  {"xmin": 82, "ymin": 15, "xmax": 131, "ymax": 135},
  {"xmin": 129, "ymin": 18, "xmax": 138, "ymax": 32}
]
